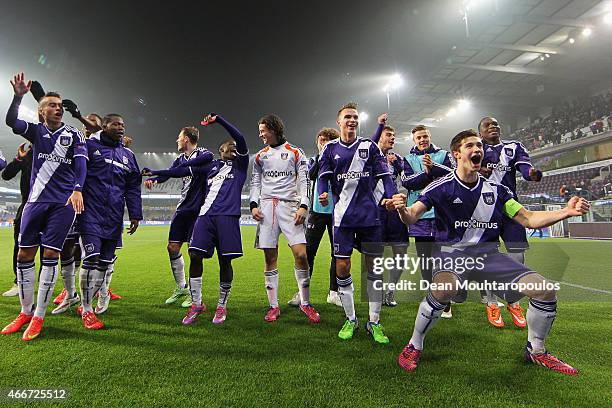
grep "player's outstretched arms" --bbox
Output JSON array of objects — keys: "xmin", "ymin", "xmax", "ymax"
[
  {"xmin": 390, "ymin": 193, "xmax": 427, "ymax": 225},
  {"xmin": 512, "ymin": 196, "xmax": 589, "ymax": 229}
]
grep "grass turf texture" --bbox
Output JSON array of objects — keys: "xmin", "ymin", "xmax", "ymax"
[{"xmin": 0, "ymin": 226, "xmax": 610, "ymax": 407}]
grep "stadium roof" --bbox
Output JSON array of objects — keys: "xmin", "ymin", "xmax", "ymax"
[{"xmin": 389, "ymin": 0, "xmax": 612, "ymax": 134}]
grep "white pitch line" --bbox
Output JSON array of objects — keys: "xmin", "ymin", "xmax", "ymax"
[{"xmin": 559, "ymin": 281, "xmax": 612, "ymax": 295}]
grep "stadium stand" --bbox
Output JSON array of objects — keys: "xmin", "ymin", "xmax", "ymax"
[{"xmin": 511, "ymin": 92, "xmax": 612, "ymax": 151}]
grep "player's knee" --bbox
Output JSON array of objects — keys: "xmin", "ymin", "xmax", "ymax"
[
  {"xmin": 167, "ymin": 242, "xmax": 181, "ymax": 255},
  {"xmin": 533, "ymin": 286, "xmax": 557, "ymax": 301},
  {"xmin": 188, "ymin": 249, "xmax": 204, "ymax": 262},
  {"xmin": 431, "ymin": 288, "xmax": 455, "ymax": 304},
  {"xmin": 17, "ymin": 248, "xmax": 34, "ymax": 262},
  {"xmin": 42, "ymin": 248, "xmax": 60, "ymax": 259},
  {"xmin": 336, "ymin": 259, "xmax": 351, "ymax": 278}
]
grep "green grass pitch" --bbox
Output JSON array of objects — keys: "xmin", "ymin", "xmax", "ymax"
[{"xmin": 0, "ymin": 226, "xmax": 610, "ymax": 407}]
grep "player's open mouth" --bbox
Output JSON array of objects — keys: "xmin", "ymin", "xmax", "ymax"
[{"xmin": 470, "ymin": 154, "xmax": 482, "ymax": 164}]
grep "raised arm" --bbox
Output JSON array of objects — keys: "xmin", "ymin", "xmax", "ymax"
[
  {"xmin": 7, "ymin": 73, "xmax": 35, "ymax": 141},
  {"xmin": 369, "ymin": 113, "xmax": 388, "ymax": 144},
  {"xmin": 207, "ymin": 114, "xmax": 248, "ymax": 155},
  {"xmin": 511, "ymin": 196, "xmax": 589, "ymax": 229}
]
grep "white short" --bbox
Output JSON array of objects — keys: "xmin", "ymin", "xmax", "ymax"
[{"xmin": 255, "ymin": 199, "xmax": 306, "ymax": 249}]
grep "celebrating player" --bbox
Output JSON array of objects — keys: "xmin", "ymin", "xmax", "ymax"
[
  {"xmin": 401, "ymin": 125, "xmax": 454, "ymax": 316},
  {"xmin": 144, "ymin": 127, "xmax": 213, "ymax": 308},
  {"xmin": 250, "ymin": 114, "xmax": 320, "ymax": 323},
  {"xmin": 144, "ymin": 113, "xmax": 248, "ymax": 325},
  {"xmin": 478, "ymin": 116, "xmax": 543, "ymax": 328},
  {"xmin": 317, "ymin": 102, "xmax": 396, "ymax": 343},
  {"xmin": 75, "ymin": 114, "xmax": 142, "ymax": 329},
  {"xmin": 1, "ymin": 73, "xmax": 87, "ymax": 341},
  {"xmin": 390, "ymin": 129, "xmax": 588, "ymax": 375}
]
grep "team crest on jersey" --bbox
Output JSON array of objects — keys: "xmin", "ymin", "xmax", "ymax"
[
  {"xmin": 358, "ymin": 149, "xmax": 368, "ymax": 159},
  {"xmin": 504, "ymin": 147, "xmax": 514, "ymax": 158},
  {"xmin": 334, "ymin": 244, "xmax": 340, "ymax": 255},
  {"xmin": 59, "ymin": 135, "xmax": 72, "ymax": 147},
  {"xmin": 482, "ymin": 192, "xmax": 494, "ymax": 205},
  {"xmin": 122, "ymin": 156, "xmax": 129, "ymax": 165},
  {"xmin": 281, "ymin": 152, "xmax": 288, "ymax": 160},
  {"xmin": 84, "ymin": 243, "xmax": 94, "ymax": 253}
]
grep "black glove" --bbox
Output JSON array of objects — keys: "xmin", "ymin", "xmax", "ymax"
[
  {"xmin": 62, "ymin": 99, "xmax": 81, "ymax": 118},
  {"xmin": 30, "ymin": 81, "xmax": 45, "ymax": 102}
]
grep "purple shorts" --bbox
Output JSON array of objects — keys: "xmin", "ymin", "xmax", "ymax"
[
  {"xmin": 409, "ymin": 218, "xmax": 435, "ymax": 238},
  {"xmin": 168, "ymin": 211, "xmax": 198, "ymax": 243},
  {"xmin": 19, "ymin": 202, "xmax": 76, "ymax": 251},
  {"xmin": 333, "ymin": 226, "xmax": 383, "ymax": 258},
  {"xmin": 80, "ymin": 234, "xmax": 119, "ymax": 262},
  {"xmin": 379, "ymin": 208, "xmax": 409, "ymax": 246},
  {"xmin": 189, "ymin": 215, "xmax": 243, "ymax": 259},
  {"xmin": 432, "ymin": 248, "xmax": 534, "ymax": 303},
  {"xmin": 500, "ymin": 216, "xmax": 529, "ymax": 252}
]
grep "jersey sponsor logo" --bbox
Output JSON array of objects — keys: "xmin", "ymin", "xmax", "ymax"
[
  {"xmin": 281, "ymin": 152, "xmax": 288, "ymax": 160},
  {"xmin": 59, "ymin": 134, "xmax": 72, "ymax": 147},
  {"xmin": 336, "ymin": 170, "xmax": 370, "ymax": 181},
  {"xmin": 37, "ymin": 152, "xmax": 72, "ymax": 165},
  {"xmin": 486, "ymin": 162, "xmax": 512, "ymax": 172},
  {"xmin": 358, "ymin": 149, "xmax": 368, "ymax": 159},
  {"xmin": 482, "ymin": 192, "xmax": 494, "ymax": 205},
  {"xmin": 504, "ymin": 147, "xmax": 514, "ymax": 158},
  {"xmin": 454, "ymin": 219, "xmax": 498, "ymax": 229},
  {"xmin": 264, "ymin": 170, "xmax": 294, "ymax": 178},
  {"xmin": 208, "ymin": 172, "xmax": 235, "ymax": 185}
]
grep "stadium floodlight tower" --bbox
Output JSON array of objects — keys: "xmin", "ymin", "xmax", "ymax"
[{"xmin": 382, "ymin": 73, "xmax": 403, "ymax": 110}]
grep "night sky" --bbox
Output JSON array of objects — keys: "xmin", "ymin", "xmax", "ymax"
[{"xmin": 0, "ymin": 0, "xmax": 466, "ymax": 155}]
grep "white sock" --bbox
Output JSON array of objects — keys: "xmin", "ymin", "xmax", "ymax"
[
  {"xmin": 387, "ymin": 268, "xmax": 403, "ymax": 295},
  {"xmin": 527, "ymin": 299, "xmax": 557, "ymax": 353},
  {"xmin": 80, "ymin": 260, "xmax": 106, "ymax": 313},
  {"xmin": 485, "ymin": 289, "xmax": 498, "ymax": 305},
  {"xmin": 170, "ymin": 253, "xmax": 187, "ymax": 289},
  {"xmin": 507, "ymin": 251, "xmax": 525, "ymax": 264},
  {"xmin": 336, "ymin": 276, "xmax": 356, "ymax": 321},
  {"xmin": 367, "ymin": 272, "xmax": 383, "ymax": 324},
  {"xmin": 16, "ymin": 261, "xmax": 36, "ymax": 315},
  {"xmin": 218, "ymin": 282, "xmax": 231, "ymax": 308},
  {"xmin": 294, "ymin": 268, "xmax": 310, "ymax": 305},
  {"xmin": 60, "ymin": 257, "xmax": 77, "ymax": 299},
  {"xmin": 264, "ymin": 270, "xmax": 279, "ymax": 308},
  {"xmin": 409, "ymin": 293, "xmax": 447, "ymax": 350},
  {"xmin": 189, "ymin": 277, "xmax": 203, "ymax": 307},
  {"xmin": 99, "ymin": 262, "xmax": 114, "ymax": 298},
  {"xmin": 34, "ymin": 258, "xmax": 60, "ymax": 318}
]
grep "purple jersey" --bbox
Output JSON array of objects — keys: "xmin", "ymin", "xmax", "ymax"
[
  {"xmin": 172, "ymin": 148, "xmax": 213, "ymax": 213},
  {"xmin": 13, "ymin": 122, "xmax": 87, "ymax": 204},
  {"xmin": 318, "ymin": 137, "xmax": 393, "ymax": 228},
  {"xmin": 79, "ymin": 133, "xmax": 142, "ymax": 239},
  {"xmin": 418, "ymin": 171, "xmax": 515, "ymax": 249},
  {"xmin": 482, "ymin": 140, "xmax": 532, "ymax": 195},
  {"xmin": 196, "ymin": 154, "xmax": 249, "ymax": 216}
]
